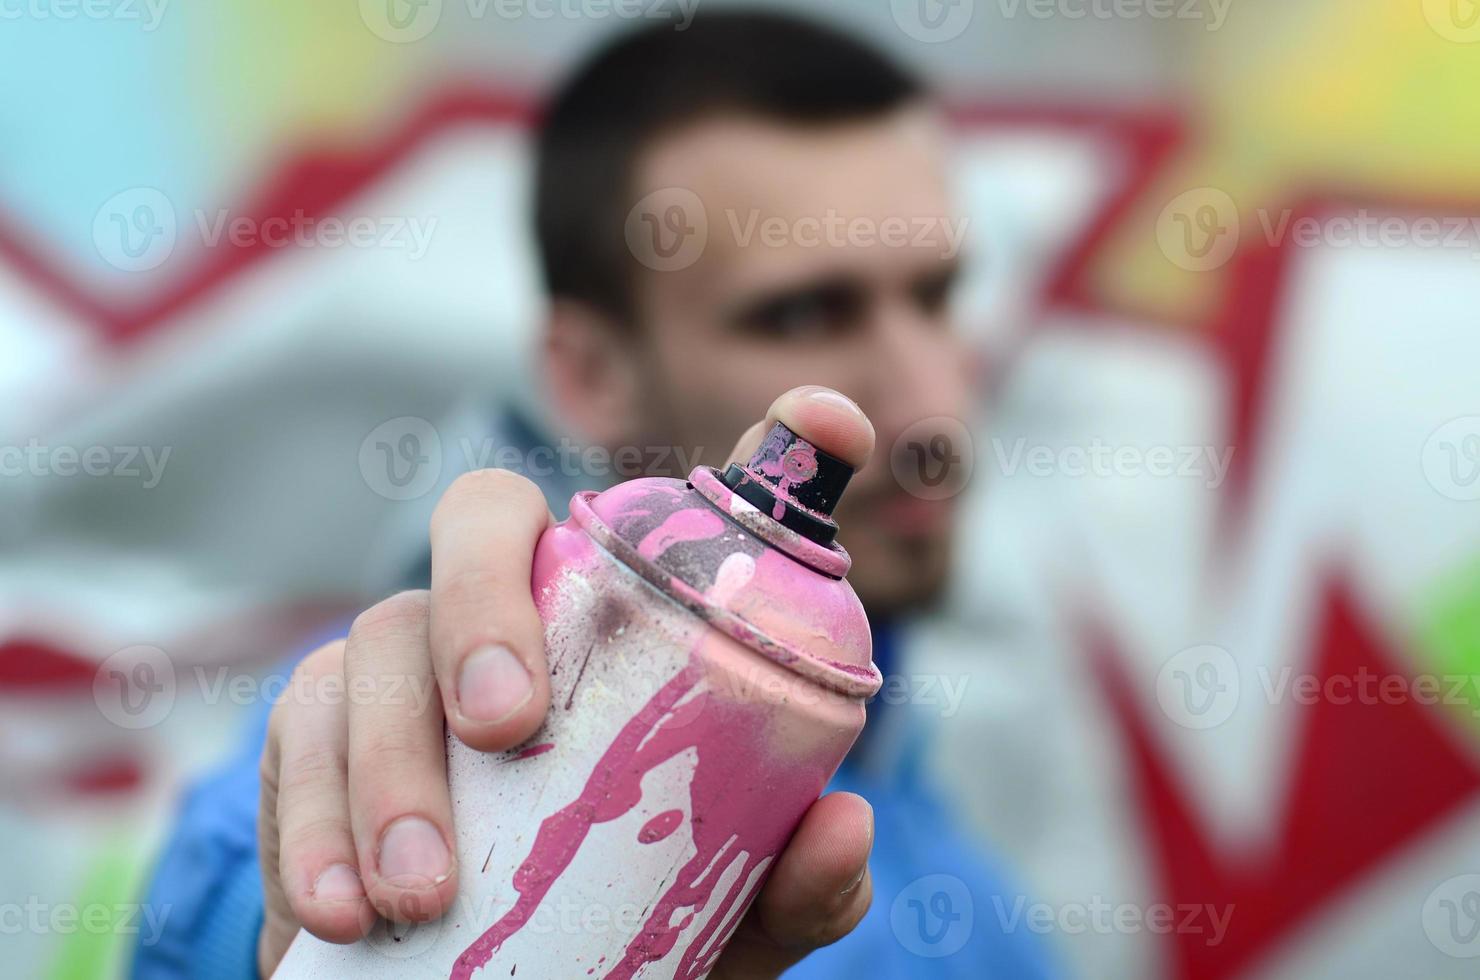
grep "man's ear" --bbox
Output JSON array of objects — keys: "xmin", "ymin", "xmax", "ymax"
[{"xmin": 542, "ymin": 299, "xmax": 644, "ymax": 450}]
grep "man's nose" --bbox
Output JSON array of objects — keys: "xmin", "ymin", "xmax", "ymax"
[{"xmin": 858, "ymin": 308, "xmax": 970, "ymax": 451}]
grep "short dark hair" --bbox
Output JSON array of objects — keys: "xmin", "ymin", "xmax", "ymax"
[{"xmin": 533, "ymin": 10, "xmax": 925, "ymax": 323}]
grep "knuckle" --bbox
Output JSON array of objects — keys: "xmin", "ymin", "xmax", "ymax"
[
  {"xmin": 347, "ymin": 591, "xmax": 430, "ymax": 653},
  {"xmin": 436, "ymin": 564, "xmax": 510, "ymax": 617},
  {"xmin": 272, "ymin": 641, "xmax": 346, "ymax": 719},
  {"xmin": 355, "ymin": 723, "xmax": 435, "ymax": 776},
  {"xmin": 279, "ymin": 743, "xmax": 347, "ymax": 797},
  {"xmin": 279, "ymin": 811, "xmax": 354, "ymax": 856}
]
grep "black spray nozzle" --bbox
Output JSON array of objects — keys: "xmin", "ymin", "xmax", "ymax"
[{"xmin": 719, "ymin": 422, "xmax": 854, "ymax": 546}]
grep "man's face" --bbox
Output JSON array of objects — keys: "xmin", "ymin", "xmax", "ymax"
[{"xmin": 621, "ymin": 107, "xmax": 974, "ymax": 616}]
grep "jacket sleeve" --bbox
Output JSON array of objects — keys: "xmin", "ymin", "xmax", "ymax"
[{"xmin": 130, "ymin": 688, "xmax": 272, "ymax": 980}]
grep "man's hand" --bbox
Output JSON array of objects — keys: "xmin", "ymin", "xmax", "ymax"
[{"xmin": 257, "ymin": 385, "xmax": 877, "ymax": 978}]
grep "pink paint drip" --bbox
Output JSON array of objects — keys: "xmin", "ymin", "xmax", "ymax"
[
  {"xmin": 447, "ymin": 658, "xmax": 826, "ymax": 980},
  {"xmin": 637, "ymin": 809, "xmax": 683, "ymax": 844},
  {"xmin": 508, "ymin": 742, "xmax": 555, "ymax": 762}
]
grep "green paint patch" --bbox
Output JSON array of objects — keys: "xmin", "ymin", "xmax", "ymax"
[
  {"xmin": 46, "ymin": 842, "xmax": 148, "ymax": 980},
  {"xmin": 1416, "ymin": 556, "xmax": 1480, "ymax": 728}
]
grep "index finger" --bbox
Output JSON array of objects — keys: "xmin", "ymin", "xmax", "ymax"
[
  {"xmin": 428, "ymin": 469, "xmax": 554, "ymax": 751},
  {"xmin": 727, "ymin": 385, "xmax": 875, "ymax": 470}
]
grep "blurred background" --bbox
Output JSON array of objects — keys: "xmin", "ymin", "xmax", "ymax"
[{"xmin": 5, "ymin": 1, "xmax": 1480, "ymax": 977}]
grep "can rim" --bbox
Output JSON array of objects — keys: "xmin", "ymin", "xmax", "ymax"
[
  {"xmin": 569, "ymin": 489, "xmax": 883, "ymax": 700},
  {"xmin": 688, "ymin": 466, "xmax": 851, "ymax": 578}
]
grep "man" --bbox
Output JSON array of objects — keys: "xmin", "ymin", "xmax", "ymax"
[{"xmin": 134, "ymin": 12, "xmax": 1057, "ymax": 979}]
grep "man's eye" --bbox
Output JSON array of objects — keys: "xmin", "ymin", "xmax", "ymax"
[
  {"xmin": 761, "ymin": 297, "xmax": 833, "ymax": 337},
  {"xmin": 913, "ymin": 272, "xmax": 956, "ymax": 317},
  {"xmin": 738, "ymin": 287, "xmax": 864, "ymax": 340}
]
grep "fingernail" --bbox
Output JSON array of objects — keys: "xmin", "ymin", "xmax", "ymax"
[
  {"xmin": 378, "ymin": 816, "xmax": 452, "ymax": 883},
  {"xmin": 458, "ymin": 644, "xmax": 533, "ymax": 724},
  {"xmin": 840, "ymin": 803, "xmax": 874, "ymax": 896},
  {"xmin": 312, "ymin": 863, "xmax": 363, "ymax": 903},
  {"xmin": 799, "ymin": 386, "xmax": 861, "ymax": 413}
]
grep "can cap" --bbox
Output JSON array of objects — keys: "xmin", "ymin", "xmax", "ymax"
[{"xmin": 719, "ymin": 422, "xmax": 853, "ymax": 546}]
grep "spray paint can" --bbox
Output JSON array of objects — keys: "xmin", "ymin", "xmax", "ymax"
[{"xmin": 277, "ymin": 422, "xmax": 880, "ymax": 979}]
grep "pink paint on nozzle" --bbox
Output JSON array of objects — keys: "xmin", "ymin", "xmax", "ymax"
[
  {"xmin": 721, "ymin": 422, "xmax": 853, "ymax": 543},
  {"xmin": 275, "ymin": 421, "xmax": 879, "ymax": 980}
]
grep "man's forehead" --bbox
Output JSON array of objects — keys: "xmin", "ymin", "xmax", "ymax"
[
  {"xmin": 632, "ymin": 106, "xmax": 953, "ymax": 215},
  {"xmin": 630, "ymin": 107, "xmax": 958, "ymax": 298}
]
